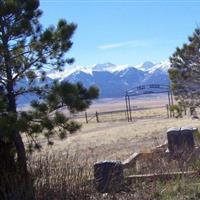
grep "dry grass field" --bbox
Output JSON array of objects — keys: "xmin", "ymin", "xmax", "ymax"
[
  {"xmin": 39, "ymin": 95, "xmax": 200, "ymax": 163},
  {"xmin": 26, "ymin": 95, "xmax": 200, "ymax": 200}
]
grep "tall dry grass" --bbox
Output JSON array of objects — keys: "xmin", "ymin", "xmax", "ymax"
[
  {"xmin": 30, "ymin": 152, "xmax": 95, "ymax": 200},
  {"xmin": 2, "ymin": 150, "xmax": 200, "ymax": 200}
]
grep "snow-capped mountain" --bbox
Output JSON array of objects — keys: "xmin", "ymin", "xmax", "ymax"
[
  {"xmin": 17, "ymin": 60, "xmax": 171, "ymax": 105},
  {"xmin": 147, "ymin": 60, "xmax": 170, "ymax": 74},
  {"xmin": 48, "ymin": 60, "xmax": 170, "ymax": 98},
  {"xmin": 141, "ymin": 60, "xmax": 171, "ymax": 85},
  {"xmin": 135, "ymin": 61, "xmax": 155, "ymax": 72}
]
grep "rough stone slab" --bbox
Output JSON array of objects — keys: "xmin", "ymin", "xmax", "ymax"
[
  {"xmin": 167, "ymin": 127, "xmax": 182, "ymax": 153},
  {"xmin": 167, "ymin": 127, "xmax": 197, "ymax": 154},
  {"xmin": 181, "ymin": 127, "xmax": 195, "ymax": 150},
  {"xmin": 94, "ymin": 160, "xmax": 124, "ymax": 193}
]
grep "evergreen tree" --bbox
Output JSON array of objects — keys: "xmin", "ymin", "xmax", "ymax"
[
  {"xmin": 0, "ymin": 1, "xmax": 99, "ymax": 199},
  {"xmin": 169, "ymin": 28, "xmax": 200, "ymax": 107}
]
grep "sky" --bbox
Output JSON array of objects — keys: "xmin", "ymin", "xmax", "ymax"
[{"xmin": 40, "ymin": 0, "xmax": 200, "ymax": 66}]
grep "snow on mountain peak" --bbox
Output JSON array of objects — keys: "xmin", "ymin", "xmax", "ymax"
[
  {"xmin": 148, "ymin": 60, "xmax": 171, "ymax": 74},
  {"xmin": 92, "ymin": 62, "xmax": 115, "ymax": 71},
  {"xmin": 47, "ymin": 65, "xmax": 93, "ymax": 80},
  {"xmin": 135, "ymin": 61, "xmax": 155, "ymax": 71},
  {"xmin": 47, "ymin": 60, "xmax": 170, "ymax": 80}
]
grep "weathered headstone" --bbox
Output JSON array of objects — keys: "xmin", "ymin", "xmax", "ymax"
[
  {"xmin": 181, "ymin": 126, "xmax": 195, "ymax": 151},
  {"xmin": 94, "ymin": 161, "xmax": 124, "ymax": 193},
  {"xmin": 167, "ymin": 127, "xmax": 196, "ymax": 154},
  {"xmin": 167, "ymin": 127, "xmax": 182, "ymax": 153}
]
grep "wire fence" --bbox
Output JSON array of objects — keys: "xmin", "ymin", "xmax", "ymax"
[{"xmin": 69, "ymin": 106, "xmax": 169, "ymax": 123}]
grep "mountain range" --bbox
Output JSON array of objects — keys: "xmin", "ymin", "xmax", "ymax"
[
  {"xmin": 17, "ymin": 60, "xmax": 171, "ymax": 105},
  {"xmin": 48, "ymin": 60, "xmax": 170, "ymax": 97}
]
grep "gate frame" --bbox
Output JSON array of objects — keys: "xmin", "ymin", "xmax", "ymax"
[{"xmin": 125, "ymin": 84, "xmax": 173, "ymax": 122}]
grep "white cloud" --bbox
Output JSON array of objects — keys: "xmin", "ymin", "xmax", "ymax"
[{"xmin": 98, "ymin": 40, "xmax": 150, "ymax": 50}]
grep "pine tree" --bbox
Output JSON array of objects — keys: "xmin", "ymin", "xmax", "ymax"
[
  {"xmin": 169, "ymin": 28, "xmax": 200, "ymax": 108},
  {"xmin": 0, "ymin": 1, "xmax": 98, "ymax": 199}
]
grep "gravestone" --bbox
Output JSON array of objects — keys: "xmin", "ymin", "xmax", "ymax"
[
  {"xmin": 167, "ymin": 127, "xmax": 182, "ymax": 153},
  {"xmin": 94, "ymin": 160, "xmax": 124, "ymax": 193},
  {"xmin": 181, "ymin": 127, "xmax": 195, "ymax": 151},
  {"xmin": 167, "ymin": 127, "xmax": 196, "ymax": 153}
]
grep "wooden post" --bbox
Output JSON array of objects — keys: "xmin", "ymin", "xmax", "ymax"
[
  {"xmin": 125, "ymin": 95, "xmax": 129, "ymax": 122},
  {"xmin": 184, "ymin": 106, "xmax": 187, "ymax": 116},
  {"xmin": 124, "ymin": 110, "xmax": 128, "ymax": 121},
  {"xmin": 85, "ymin": 112, "xmax": 88, "ymax": 123},
  {"xmin": 168, "ymin": 91, "xmax": 171, "ymax": 118},
  {"xmin": 96, "ymin": 111, "xmax": 99, "ymax": 123},
  {"xmin": 128, "ymin": 95, "xmax": 132, "ymax": 121},
  {"xmin": 170, "ymin": 91, "xmax": 175, "ymax": 117},
  {"xmin": 166, "ymin": 104, "xmax": 169, "ymax": 118}
]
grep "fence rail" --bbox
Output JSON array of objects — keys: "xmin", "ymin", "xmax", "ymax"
[{"xmin": 69, "ymin": 105, "xmax": 169, "ymax": 123}]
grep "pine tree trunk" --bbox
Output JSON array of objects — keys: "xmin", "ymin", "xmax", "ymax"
[
  {"xmin": 0, "ymin": 14, "xmax": 34, "ymax": 200},
  {"xmin": 4, "ymin": 85, "xmax": 35, "ymax": 200},
  {"xmin": 0, "ymin": 141, "xmax": 35, "ymax": 200},
  {"xmin": 0, "ymin": 64, "xmax": 34, "ymax": 199},
  {"xmin": 7, "ymin": 80, "xmax": 28, "ymax": 173}
]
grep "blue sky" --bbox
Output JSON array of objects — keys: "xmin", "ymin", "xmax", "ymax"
[{"xmin": 40, "ymin": 0, "xmax": 200, "ymax": 66}]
